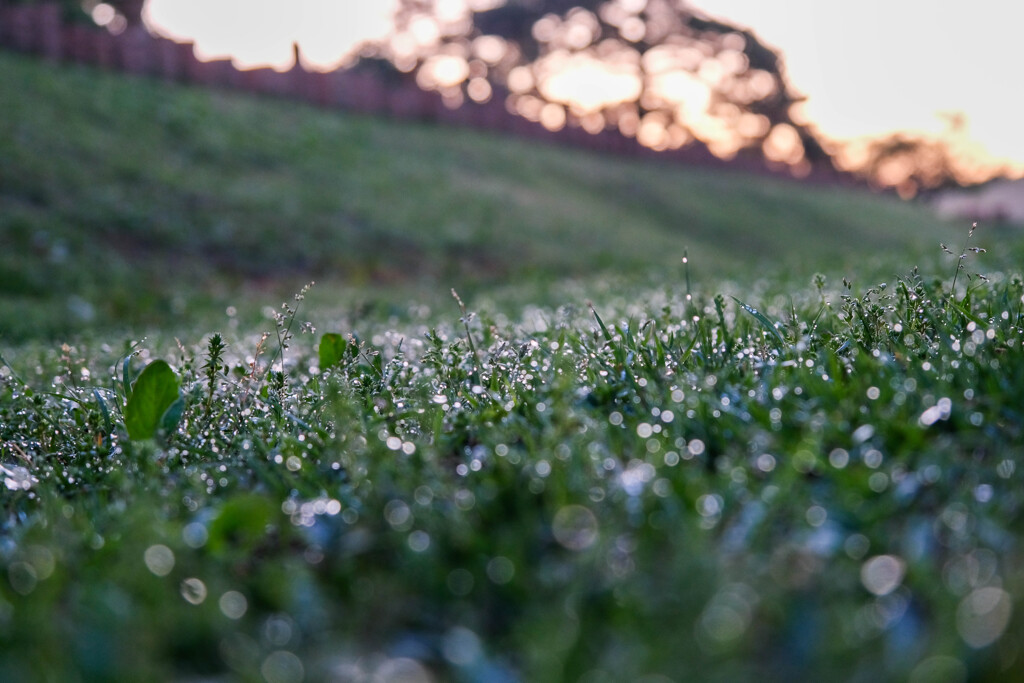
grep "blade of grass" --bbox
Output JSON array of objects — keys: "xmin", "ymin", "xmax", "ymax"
[{"xmin": 732, "ymin": 296, "xmax": 786, "ymax": 348}]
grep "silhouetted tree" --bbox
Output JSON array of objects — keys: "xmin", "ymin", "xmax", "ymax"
[
  {"xmin": 838, "ymin": 133, "xmax": 976, "ymax": 198},
  {"xmin": 386, "ymin": 0, "xmax": 830, "ymax": 168}
]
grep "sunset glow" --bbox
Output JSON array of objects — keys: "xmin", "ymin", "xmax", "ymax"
[
  {"xmin": 695, "ymin": 0, "xmax": 1024, "ymax": 176},
  {"xmin": 143, "ymin": 0, "xmax": 1024, "ymax": 177},
  {"xmin": 145, "ymin": 0, "xmax": 399, "ymax": 71},
  {"xmin": 536, "ymin": 51, "xmax": 642, "ymax": 114}
]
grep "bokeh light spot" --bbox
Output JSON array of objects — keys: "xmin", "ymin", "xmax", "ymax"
[
  {"xmin": 219, "ymin": 590, "xmax": 248, "ymax": 620},
  {"xmin": 144, "ymin": 544, "xmax": 175, "ymax": 577},
  {"xmin": 860, "ymin": 555, "xmax": 905, "ymax": 596},
  {"xmin": 180, "ymin": 577, "xmax": 208, "ymax": 605},
  {"xmin": 552, "ymin": 505, "xmax": 599, "ymax": 551},
  {"xmin": 957, "ymin": 587, "xmax": 1012, "ymax": 648}
]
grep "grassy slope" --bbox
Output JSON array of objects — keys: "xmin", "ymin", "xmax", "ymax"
[
  {"xmin": 1, "ymin": 51, "xmax": 962, "ymax": 340},
  {"xmin": 5, "ymin": 52, "xmax": 1024, "ymax": 682}
]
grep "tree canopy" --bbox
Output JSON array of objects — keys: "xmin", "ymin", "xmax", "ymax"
[{"xmin": 381, "ymin": 0, "xmax": 830, "ymax": 171}]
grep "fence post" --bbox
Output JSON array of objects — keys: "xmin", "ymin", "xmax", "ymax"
[
  {"xmin": 38, "ymin": 2, "xmax": 62, "ymax": 61},
  {"xmin": 117, "ymin": 26, "xmax": 156, "ymax": 75},
  {"xmin": 9, "ymin": 5, "xmax": 33, "ymax": 52},
  {"xmin": 154, "ymin": 37, "xmax": 181, "ymax": 81}
]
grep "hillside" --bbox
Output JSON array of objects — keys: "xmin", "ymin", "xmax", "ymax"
[
  {"xmin": 1, "ymin": 51, "xmax": 963, "ymax": 339},
  {"xmin": 4, "ymin": 50, "xmax": 1024, "ymax": 681}
]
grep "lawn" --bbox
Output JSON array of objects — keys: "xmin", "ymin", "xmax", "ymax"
[
  {"xmin": 2, "ymin": 52, "xmax": 1024, "ymax": 682},
  {"xmin": 1, "ymin": 51, "xmax": 965, "ymax": 340}
]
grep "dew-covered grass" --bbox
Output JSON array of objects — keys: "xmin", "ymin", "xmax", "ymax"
[
  {"xmin": 4, "ymin": 46, "xmax": 1024, "ymax": 682},
  {"xmin": 3, "ymin": 227, "xmax": 1024, "ymax": 682}
]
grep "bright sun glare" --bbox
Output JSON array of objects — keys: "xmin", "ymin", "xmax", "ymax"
[{"xmin": 145, "ymin": 0, "xmax": 399, "ymax": 72}]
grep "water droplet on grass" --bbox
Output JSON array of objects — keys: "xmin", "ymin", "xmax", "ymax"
[
  {"xmin": 219, "ymin": 590, "xmax": 247, "ymax": 619},
  {"xmin": 182, "ymin": 522, "xmax": 208, "ymax": 548},
  {"xmin": 1, "ymin": 464, "xmax": 36, "ymax": 491},
  {"xmin": 552, "ymin": 505, "xmax": 599, "ymax": 551},
  {"xmin": 384, "ymin": 500, "xmax": 412, "ymax": 530},
  {"xmin": 828, "ymin": 449, "xmax": 849, "ymax": 469},
  {"xmin": 908, "ymin": 656, "xmax": 966, "ymax": 683},
  {"xmin": 375, "ymin": 658, "xmax": 433, "ymax": 683},
  {"xmin": 861, "ymin": 555, "xmax": 905, "ymax": 596},
  {"xmin": 957, "ymin": 587, "xmax": 1012, "ymax": 648},
  {"xmin": 697, "ymin": 494, "xmax": 722, "ymax": 517},
  {"xmin": 7, "ymin": 562, "xmax": 37, "ymax": 595},
  {"xmin": 973, "ymin": 484, "xmax": 993, "ymax": 503},
  {"xmin": 144, "ymin": 545, "xmax": 175, "ymax": 577},
  {"xmin": 180, "ymin": 577, "xmax": 207, "ymax": 605},
  {"xmin": 443, "ymin": 626, "xmax": 483, "ymax": 666},
  {"xmin": 447, "ymin": 568, "xmax": 474, "ymax": 596},
  {"xmin": 852, "ymin": 424, "xmax": 875, "ymax": 444},
  {"xmin": 261, "ymin": 650, "xmax": 304, "ymax": 683},
  {"xmin": 408, "ymin": 530, "xmax": 431, "ymax": 552},
  {"xmin": 486, "ymin": 556, "xmax": 515, "ymax": 584},
  {"xmin": 806, "ymin": 506, "xmax": 827, "ymax": 527},
  {"xmin": 24, "ymin": 546, "xmax": 55, "ymax": 580},
  {"xmin": 845, "ymin": 534, "xmax": 870, "ymax": 560}
]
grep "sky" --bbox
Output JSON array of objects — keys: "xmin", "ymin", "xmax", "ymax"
[
  {"xmin": 143, "ymin": 0, "xmax": 1024, "ymax": 173},
  {"xmin": 694, "ymin": 0, "xmax": 1024, "ymax": 172},
  {"xmin": 145, "ymin": 0, "xmax": 399, "ymax": 72}
]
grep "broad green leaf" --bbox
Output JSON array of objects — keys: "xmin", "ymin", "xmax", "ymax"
[
  {"xmin": 160, "ymin": 396, "xmax": 186, "ymax": 435},
  {"xmin": 318, "ymin": 333, "xmax": 347, "ymax": 370},
  {"xmin": 124, "ymin": 360, "xmax": 180, "ymax": 440}
]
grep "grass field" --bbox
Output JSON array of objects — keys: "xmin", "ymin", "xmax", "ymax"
[
  {"xmin": 1, "ymin": 51, "xmax": 970, "ymax": 341},
  {"xmin": 3, "ymin": 52, "xmax": 1024, "ymax": 682}
]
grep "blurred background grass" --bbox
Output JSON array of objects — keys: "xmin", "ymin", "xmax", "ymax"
[{"xmin": 1, "ymin": 52, "xmax": 969, "ymax": 341}]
